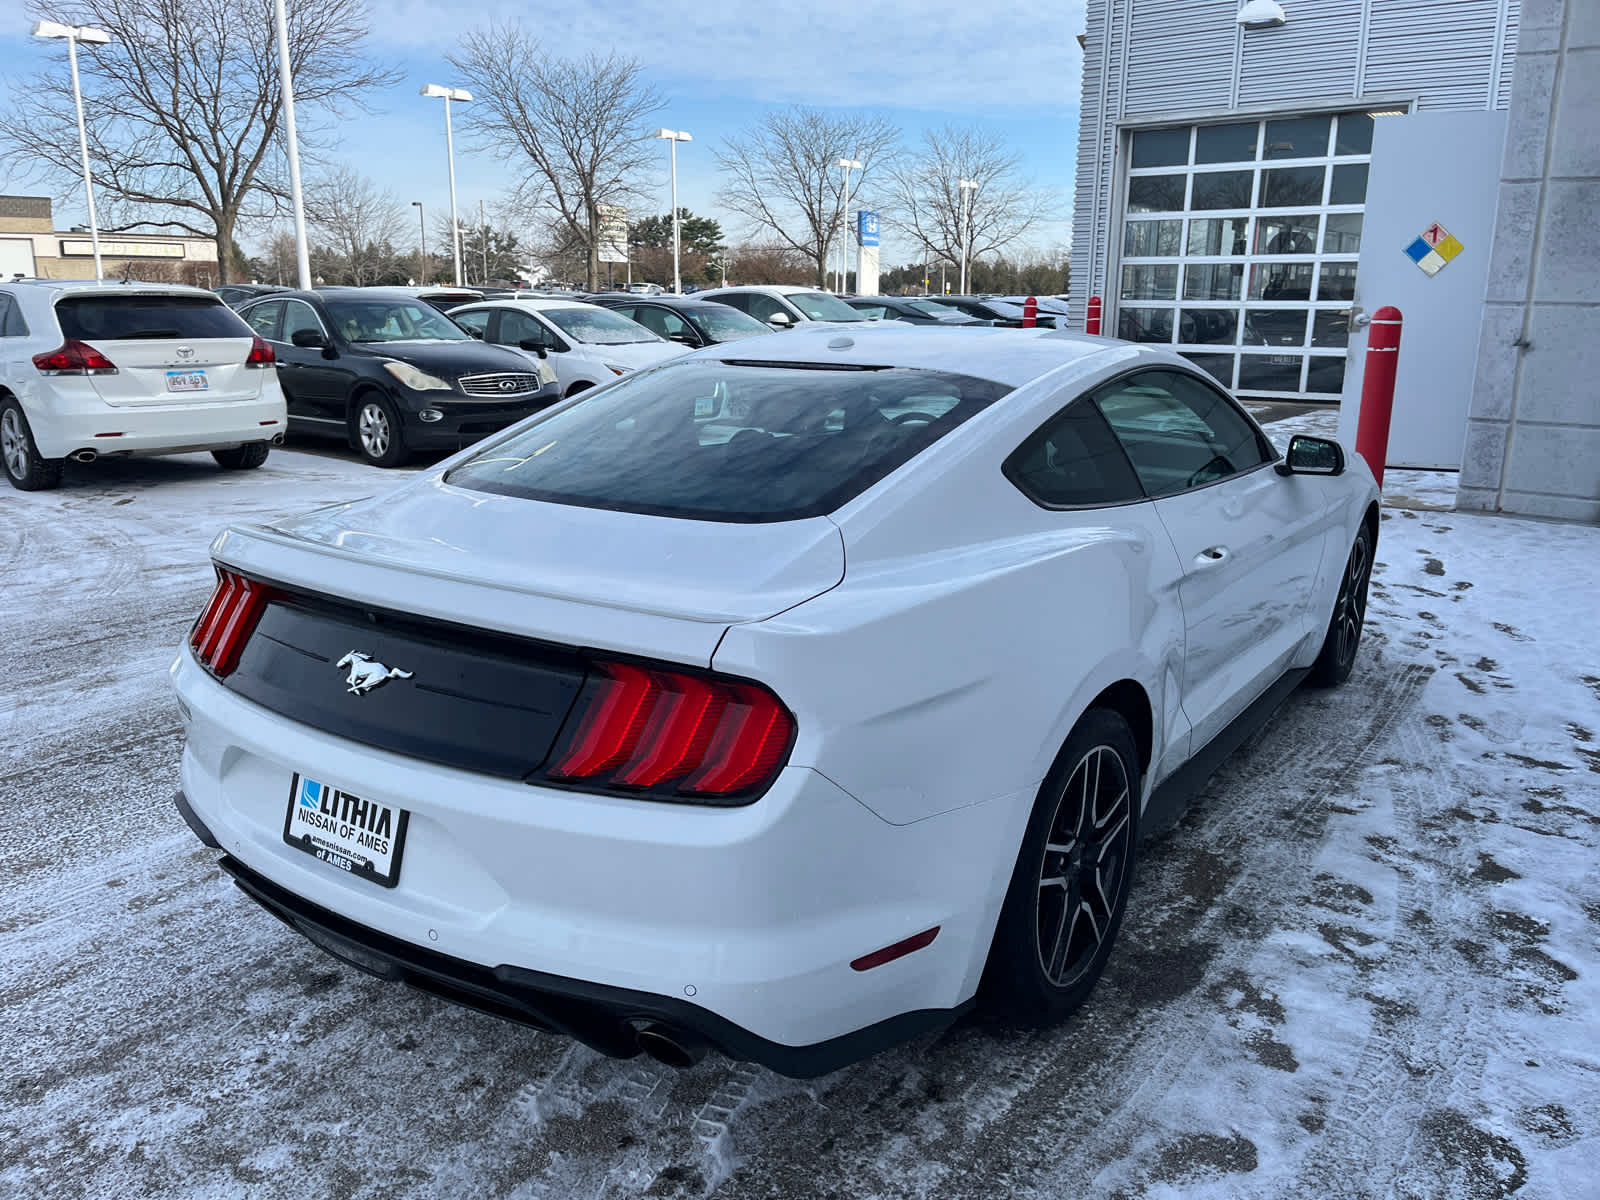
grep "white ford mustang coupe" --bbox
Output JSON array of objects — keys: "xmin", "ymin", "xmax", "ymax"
[{"xmin": 171, "ymin": 325, "xmax": 1379, "ymax": 1076}]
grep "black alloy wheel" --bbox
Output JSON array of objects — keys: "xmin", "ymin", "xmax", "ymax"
[
  {"xmin": 1, "ymin": 398, "xmax": 64, "ymax": 492},
  {"xmin": 983, "ymin": 707, "xmax": 1141, "ymax": 1025},
  {"xmin": 1310, "ymin": 523, "xmax": 1374, "ymax": 687}
]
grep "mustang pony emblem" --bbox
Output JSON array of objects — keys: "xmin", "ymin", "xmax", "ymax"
[{"xmin": 336, "ymin": 651, "xmax": 413, "ymax": 695}]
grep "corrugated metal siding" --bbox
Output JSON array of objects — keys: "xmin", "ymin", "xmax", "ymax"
[
  {"xmin": 1365, "ymin": 0, "xmax": 1502, "ymax": 109},
  {"xmin": 1239, "ymin": 0, "xmax": 1363, "ymax": 105},
  {"xmin": 1497, "ymin": 0, "xmax": 1520, "ymax": 108},
  {"xmin": 1124, "ymin": 2, "xmax": 1236, "ymax": 114}
]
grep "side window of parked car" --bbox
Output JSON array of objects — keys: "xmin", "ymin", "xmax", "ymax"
[
  {"xmin": 499, "ymin": 310, "xmax": 564, "ymax": 352},
  {"xmin": 245, "ymin": 301, "xmax": 283, "ymax": 341},
  {"xmin": 0, "ymin": 295, "xmax": 24, "ymax": 337},
  {"xmin": 635, "ymin": 305, "xmax": 690, "ymax": 342},
  {"xmin": 452, "ymin": 309, "xmax": 491, "ymax": 339},
  {"xmin": 744, "ymin": 294, "xmax": 787, "ymax": 324},
  {"xmin": 1093, "ymin": 369, "xmax": 1273, "ymax": 497},
  {"xmin": 1004, "ymin": 398, "xmax": 1146, "ymax": 508},
  {"xmin": 281, "ymin": 301, "xmax": 325, "ymax": 344}
]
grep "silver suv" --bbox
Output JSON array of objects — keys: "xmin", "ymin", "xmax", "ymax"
[{"xmin": 0, "ymin": 280, "xmax": 287, "ymax": 491}]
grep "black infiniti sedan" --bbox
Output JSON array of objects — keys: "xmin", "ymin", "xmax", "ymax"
[
  {"xmin": 236, "ymin": 289, "xmax": 559, "ymax": 467},
  {"xmin": 584, "ymin": 294, "xmax": 775, "ymax": 348}
]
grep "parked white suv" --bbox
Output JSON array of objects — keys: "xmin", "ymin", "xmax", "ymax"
[{"xmin": 0, "ymin": 280, "xmax": 287, "ymax": 491}]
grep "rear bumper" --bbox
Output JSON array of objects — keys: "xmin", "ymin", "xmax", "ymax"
[
  {"xmin": 170, "ymin": 649, "xmax": 1020, "ymax": 1068},
  {"xmin": 25, "ymin": 378, "xmax": 287, "ymax": 459},
  {"xmin": 177, "ymin": 802, "xmax": 967, "ymax": 1077}
]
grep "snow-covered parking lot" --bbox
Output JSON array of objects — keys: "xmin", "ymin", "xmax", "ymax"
[{"xmin": 2, "ymin": 419, "xmax": 1597, "ymax": 1200}]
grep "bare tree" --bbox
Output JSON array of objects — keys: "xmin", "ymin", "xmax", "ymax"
[
  {"xmin": 448, "ymin": 24, "xmax": 662, "ymax": 292},
  {"xmin": 715, "ymin": 107, "xmax": 898, "ymax": 289},
  {"xmin": 0, "ymin": 0, "xmax": 393, "ymax": 282},
  {"xmin": 306, "ymin": 165, "xmax": 406, "ymax": 286},
  {"xmin": 885, "ymin": 126, "xmax": 1056, "ymax": 283}
]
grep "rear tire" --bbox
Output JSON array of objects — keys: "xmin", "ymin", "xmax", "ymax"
[
  {"xmin": 981, "ymin": 708, "xmax": 1141, "ymax": 1026},
  {"xmin": 211, "ymin": 442, "xmax": 270, "ymax": 470},
  {"xmin": 1309, "ymin": 524, "xmax": 1373, "ymax": 688},
  {"xmin": 1, "ymin": 398, "xmax": 64, "ymax": 492},
  {"xmin": 349, "ymin": 393, "xmax": 410, "ymax": 468}
]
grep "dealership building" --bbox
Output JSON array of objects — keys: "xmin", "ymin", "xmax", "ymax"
[
  {"xmin": 0, "ymin": 194, "xmax": 218, "ymax": 286},
  {"xmin": 1071, "ymin": 0, "xmax": 1597, "ymax": 521}
]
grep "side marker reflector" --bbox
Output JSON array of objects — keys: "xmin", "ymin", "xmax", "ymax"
[{"xmin": 850, "ymin": 926, "xmax": 940, "ymax": 972}]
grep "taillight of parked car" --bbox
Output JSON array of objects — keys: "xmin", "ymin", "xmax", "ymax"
[
  {"xmin": 244, "ymin": 335, "xmax": 276, "ymax": 367},
  {"xmin": 190, "ymin": 568, "xmax": 273, "ymax": 678},
  {"xmin": 32, "ymin": 339, "xmax": 118, "ymax": 375},
  {"xmin": 547, "ymin": 661, "xmax": 795, "ymax": 803}
]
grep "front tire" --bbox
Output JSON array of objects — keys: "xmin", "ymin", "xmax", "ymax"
[
  {"xmin": 211, "ymin": 442, "xmax": 270, "ymax": 470},
  {"xmin": 1, "ymin": 398, "xmax": 64, "ymax": 492},
  {"xmin": 349, "ymin": 394, "xmax": 410, "ymax": 468},
  {"xmin": 982, "ymin": 708, "xmax": 1141, "ymax": 1026},
  {"xmin": 1309, "ymin": 523, "xmax": 1373, "ymax": 688}
]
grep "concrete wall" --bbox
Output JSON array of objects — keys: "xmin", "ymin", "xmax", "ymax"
[{"xmin": 1457, "ymin": 0, "xmax": 1600, "ymax": 522}]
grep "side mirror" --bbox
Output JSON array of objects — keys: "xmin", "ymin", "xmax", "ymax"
[
  {"xmin": 465, "ymin": 327, "xmax": 483, "ymax": 339},
  {"xmin": 290, "ymin": 328, "xmax": 327, "ymax": 349},
  {"xmin": 766, "ymin": 311, "xmax": 793, "ymax": 328},
  {"xmin": 519, "ymin": 338, "xmax": 547, "ymax": 354},
  {"xmin": 1276, "ymin": 434, "xmax": 1345, "ymax": 476},
  {"xmin": 669, "ymin": 330, "xmax": 698, "ymax": 345}
]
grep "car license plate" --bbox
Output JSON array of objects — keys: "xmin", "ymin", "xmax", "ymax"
[
  {"xmin": 282, "ymin": 774, "xmax": 409, "ymax": 888},
  {"xmin": 166, "ymin": 369, "xmax": 208, "ymax": 392}
]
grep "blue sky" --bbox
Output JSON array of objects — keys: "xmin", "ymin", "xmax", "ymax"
[{"xmin": 0, "ymin": 0, "xmax": 1086, "ymax": 265}]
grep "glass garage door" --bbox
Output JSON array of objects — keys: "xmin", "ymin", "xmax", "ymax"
[{"xmin": 1117, "ymin": 112, "xmax": 1374, "ymax": 400}]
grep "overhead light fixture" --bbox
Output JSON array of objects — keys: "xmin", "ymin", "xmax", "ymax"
[
  {"xmin": 1237, "ymin": 0, "xmax": 1288, "ymax": 29},
  {"xmin": 1366, "ymin": 109, "xmax": 1407, "ymax": 117}
]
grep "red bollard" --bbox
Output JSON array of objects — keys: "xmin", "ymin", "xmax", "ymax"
[
  {"xmin": 1086, "ymin": 295, "xmax": 1102, "ymax": 335},
  {"xmin": 1022, "ymin": 296, "xmax": 1038, "ymax": 328},
  {"xmin": 1354, "ymin": 306, "xmax": 1403, "ymax": 488}
]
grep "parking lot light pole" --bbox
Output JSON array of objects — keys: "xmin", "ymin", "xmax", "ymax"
[
  {"xmin": 262, "ymin": 1, "xmax": 312, "ymax": 288},
  {"xmin": 411, "ymin": 201, "xmax": 426, "ymax": 284},
  {"xmin": 958, "ymin": 179, "xmax": 979, "ymax": 296},
  {"xmin": 420, "ymin": 84, "xmax": 472, "ymax": 287},
  {"xmin": 31, "ymin": 20, "xmax": 111, "ymax": 282},
  {"xmin": 655, "ymin": 129, "xmax": 692, "ymax": 294},
  {"xmin": 836, "ymin": 157, "xmax": 862, "ymax": 293}
]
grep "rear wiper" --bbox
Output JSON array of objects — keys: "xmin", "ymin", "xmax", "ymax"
[{"xmin": 117, "ymin": 328, "xmax": 183, "ymax": 339}]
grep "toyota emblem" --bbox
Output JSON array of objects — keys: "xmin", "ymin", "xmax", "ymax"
[{"xmin": 175, "ymin": 345, "xmax": 195, "ymax": 359}]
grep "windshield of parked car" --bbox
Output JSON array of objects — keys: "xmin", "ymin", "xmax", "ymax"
[
  {"xmin": 445, "ymin": 359, "xmax": 1011, "ymax": 522},
  {"xmin": 540, "ymin": 305, "xmax": 663, "ymax": 345},
  {"xmin": 322, "ymin": 299, "xmax": 469, "ymax": 343},
  {"xmin": 782, "ymin": 291, "xmax": 867, "ymax": 322},
  {"xmin": 687, "ymin": 305, "xmax": 772, "ymax": 342}
]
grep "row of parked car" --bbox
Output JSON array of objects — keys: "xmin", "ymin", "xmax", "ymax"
[{"xmin": 0, "ymin": 276, "xmax": 1073, "ymax": 489}]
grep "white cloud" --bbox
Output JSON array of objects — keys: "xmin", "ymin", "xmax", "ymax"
[{"xmin": 376, "ymin": 0, "xmax": 1087, "ymax": 112}]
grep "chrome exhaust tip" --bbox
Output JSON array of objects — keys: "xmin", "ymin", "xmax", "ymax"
[
  {"xmin": 633, "ymin": 1022, "xmax": 708, "ymax": 1069},
  {"xmin": 271, "ymin": 433, "xmax": 285, "ymax": 446},
  {"xmin": 70, "ymin": 449, "xmax": 98, "ymax": 463}
]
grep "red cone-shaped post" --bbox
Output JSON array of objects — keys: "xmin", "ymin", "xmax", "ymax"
[
  {"xmin": 1086, "ymin": 295, "xmax": 1103, "ymax": 335},
  {"xmin": 1022, "ymin": 296, "xmax": 1038, "ymax": 328},
  {"xmin": 1355, "ymin": 306, "xmax": 1403, "ymax": 488}
]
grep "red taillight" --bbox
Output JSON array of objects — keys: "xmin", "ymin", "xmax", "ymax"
[
  {"xmin": 245, "ymin": 334, "xmax": 275, "ymax": 367},
  {"xmin": 32, "ymin": 339, "xmax": 118, "ymax": 375},
  {"xmin": 548, "ymin": 662, "xmax": 793, "ymax": 801},
  {"xmin": 850, "ymin": 927, "xmax": 941, "ymax": 972},
  {"xmin": 189, "ymin": 568, "xmax": 272, "ymax": 678}
]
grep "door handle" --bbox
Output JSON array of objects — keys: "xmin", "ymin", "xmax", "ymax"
[{"xmin": 1194, "ymin": 546, "xmax": 1230, "ymax": 568}]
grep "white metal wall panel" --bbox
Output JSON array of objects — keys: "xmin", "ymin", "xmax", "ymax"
[
  {"xmin": 1497, "ymin": 0, "xmax": 1521, "ymax": 107},
  {"xmin": 1365, "ymin": 0, "xmax": 1502, "ymax": 109},
  {"xmin": 1238, "ymin": 0, "xmax": 1363, "ymax": 105},
  {"xmin": 1124, "ymin": 1, "xmax": 1236, "ymax": 115}
]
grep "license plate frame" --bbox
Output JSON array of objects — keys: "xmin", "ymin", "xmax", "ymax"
[
  {"xmin": 282, "ymin": 774, "xmax": 409, "ymax": 889},
  {"xmin": 165, "ymin": 369, "xmax": 209, "ymax": 392}
]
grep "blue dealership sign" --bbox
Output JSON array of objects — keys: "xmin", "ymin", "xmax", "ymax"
[{"xmin": 856, "ymin": 211, "xmax": 880, "ymax": 247}]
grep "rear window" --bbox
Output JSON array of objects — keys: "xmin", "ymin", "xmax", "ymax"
[
  {"xmin": 55, "ymin": 294, "xmax": 250, "ymax": 340},
  {"xmin": 445, "ymin": 359, "xmax": 1011, "ymax": 522}
]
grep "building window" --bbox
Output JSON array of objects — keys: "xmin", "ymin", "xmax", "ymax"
[{"xmin": 1117, "ymin": 110, "xmax": 1372, "ymax": 399}]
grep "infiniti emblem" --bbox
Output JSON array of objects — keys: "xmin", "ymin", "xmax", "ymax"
[
  {"xmin": 499, "ymin": 378, "xmax": 517, "ymax": 391},
  {"xmin": 175, "ymin": 345, "xmax": 195, "ymax": 359},
  {"xmin": 336, "ymin": 651, "xmax": 414, "ymax": 695}
]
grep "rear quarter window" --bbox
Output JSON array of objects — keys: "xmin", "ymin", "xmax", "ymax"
[{"xmin": 56, "ymin": 295, "xmax": 251, "ymax": 340}]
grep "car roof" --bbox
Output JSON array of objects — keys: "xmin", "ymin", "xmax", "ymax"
[
  {"xmin": 0, "ymin": 279, "xmax": 225, "ymax": 301},
  {"xmin": 707, "ymin": 285, "xmax": 829, "ymax": 297},
  {"xmin": 705, "ymin": 323, "xmax": 1160, "ymax": 389},
  {"xmin": 455, "ymin": 298, "xmax": 608, "ymax": 314},
  {"xmin": 600, "ymin": 295, "xmax": 745, "ymax": 310}
]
